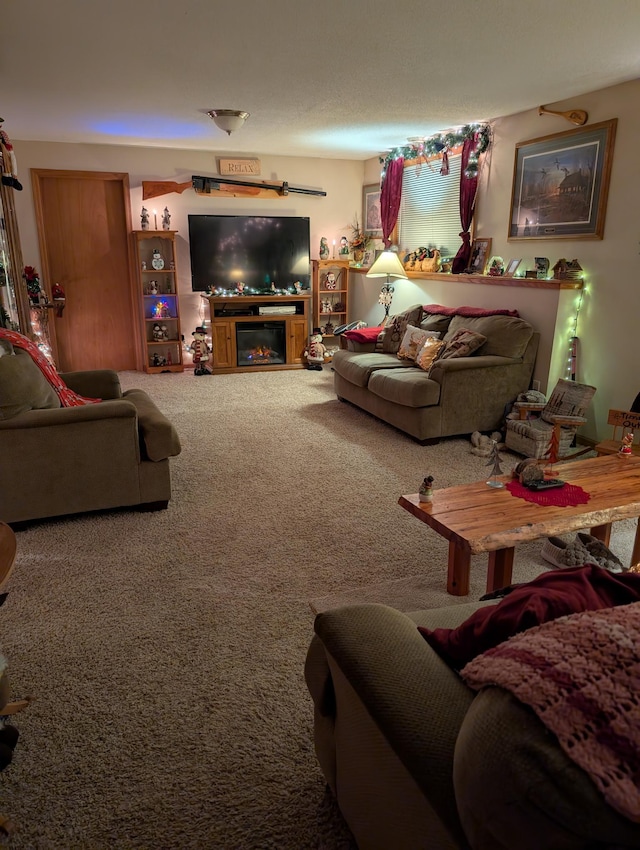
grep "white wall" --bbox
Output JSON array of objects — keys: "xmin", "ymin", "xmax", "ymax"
[
  {"xmin": 11, "ymin": 142, "xmax": 364, "ymax": 344},
  {"xmin": 11, "ymin": 76, "xmax": 640, "ymax": 440}
]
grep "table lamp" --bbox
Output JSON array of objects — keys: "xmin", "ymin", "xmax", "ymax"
[{"xmin": 365, "ymin": 250, "xmax": 409, "ymax": 324}]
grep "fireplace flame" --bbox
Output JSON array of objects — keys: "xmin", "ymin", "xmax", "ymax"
[{"xmin": 247, "ymin": 345, "xmax": 276, "ymax": 362}]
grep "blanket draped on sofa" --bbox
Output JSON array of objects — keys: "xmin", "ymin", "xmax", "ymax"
[
  {"xmin": 461, "ymin": 601, "xmax": 640, "ymax": 823},
  {"xmin": 0, "ymin": 328, "xmax": 99, "ymax": 406}
]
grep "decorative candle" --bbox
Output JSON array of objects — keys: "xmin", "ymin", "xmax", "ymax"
[
  {"xmin": 153, "ymin": 209, "xmax": 158, "ymax": 230},
  {"xmin": 332, "ymin": 239, "xmax": 336, "ymax": 259}
]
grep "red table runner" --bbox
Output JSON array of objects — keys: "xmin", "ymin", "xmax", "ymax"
[{"xmin": 506, "ymin": 479, "xmax": 591, "ymax": 507}]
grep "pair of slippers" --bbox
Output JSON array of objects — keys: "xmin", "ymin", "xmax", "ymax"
[{"xmin": 541, "ymin": 532, "xmax": 625, "ymax": 573}]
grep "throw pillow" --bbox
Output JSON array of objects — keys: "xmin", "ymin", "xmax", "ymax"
[
  {"xmin": 439, "ymin": 327, "xmax": 487, "ymax": 360},
  {"xmin": 418, "ymin": 564, "xmax": 640, "ymax": 669},
  {"xmin": 414, "ymin": 337, "xmax": 445, "ymax": 372},
  {"xmin": 378, "ymin": 304, "xmax": 423, "ymax": 354},
  {"xmin": 397, "ymin": 325, "xmax": 441, "ymax": 361},
  {"xmin": 0, "ymin": 348, "xmax": 61, "ymax": 420}
]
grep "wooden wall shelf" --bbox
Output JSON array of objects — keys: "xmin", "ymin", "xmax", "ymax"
[{"xmin": 349, "ymin": 268, "xmax": 583, "ymax": 290}]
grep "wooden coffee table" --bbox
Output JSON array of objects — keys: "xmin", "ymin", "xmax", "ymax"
[{"xmin": 399, "ymin": 454, "xmax": 640, "ymax": 596}]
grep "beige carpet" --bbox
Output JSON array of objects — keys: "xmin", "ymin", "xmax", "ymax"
[{"xmin": 1, "ymin": 368, "xmax": 636, "ymax": 849}]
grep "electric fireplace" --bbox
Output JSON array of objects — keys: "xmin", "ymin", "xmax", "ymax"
[{"xmin": 236, "ymin": 322, "xmax": 286, "ymax": 367}]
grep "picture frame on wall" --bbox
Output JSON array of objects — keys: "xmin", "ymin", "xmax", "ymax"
[
  {"xmin": 469, "ymin": 238, "xmax": 492, "ymax": 274},
  {"xmin": 362, "ymin": 183, "xmax": 383, "ymax": 237},
  {"xmin": 508, "ymin": 118, "xmax": 617, "ymax": 240}
]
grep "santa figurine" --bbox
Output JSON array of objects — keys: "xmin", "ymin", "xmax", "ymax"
[
  {"xmin": 190, "ymin": 326, "xmax": 212, "ymax": 376},
  {"xmin": 618, "ymin": 431, "xmax": 634, "ymax": 457},
  {"xmin": 304, "ymin": 328, "xmax": 327, "ymax": 371}
]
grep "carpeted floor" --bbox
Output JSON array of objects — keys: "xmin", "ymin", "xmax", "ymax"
[{"xmin": 1, "ymin": 367, "xmax": 636, "ymax": 848}]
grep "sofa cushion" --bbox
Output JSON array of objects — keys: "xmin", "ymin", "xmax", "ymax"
[
  {"xmin": 0, "ymin": 348, "xmax": 61, "ymax": 420},
  {"xmin": 376, "ymin": 304, "xmax": 423, "ymax": 353},
  {"xmin": 122, "ymin": 388, "xmax": 182, "ymax": 461},
  {"xmin": 397, "ymin": 325, "xmax": 440, "ymax": 361},
  {"xmin": 445, "ymin": 314, "xmax": 533, "ymax": 358},
  {"xmin": 418, "ymin": 313, "xmax": 453, "ymax": 337},
  {"xmin": 368, "ymin": 367, "xmax": 441, "ymax": 408},
  {"xmin": 332, "ymin": 350, "xmax": 412, "ymax": 388},
  {"xmin": 439, "ymin": 327, "xmax": 487, "ymax": 360},
  {"xmin": 415, "ymin": 337, "xmax": 446, "ymax": 372}
]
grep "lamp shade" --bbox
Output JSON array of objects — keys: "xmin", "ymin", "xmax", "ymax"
[
  {"xmin": 365, "ymin": 251, "xmax": 408, "ymax": 280},
  {"xmin": 207, "ymin": 110, "xmax": 250, "ymax": 135}
]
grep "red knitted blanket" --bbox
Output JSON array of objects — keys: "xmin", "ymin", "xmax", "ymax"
[
  {"xmin": 0, "ymin": 328, "xmax": 100, "ymax": 406},
  {"xmin": 422, "ymin": 304, "xmax": 520, "ymax": 318},
  {"xmin": 461, "ymin": 603, "xmax": 640, "ymax": 822}
]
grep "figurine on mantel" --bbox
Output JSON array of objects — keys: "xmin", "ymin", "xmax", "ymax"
[
  {"xmin": 162, "ymin": 207, "xmax": 171, "ymax": 230},
  {"xmin": 419, "ymin": 475, "xmax": 434, "ymax": 503},
  {"xmin": 339, "ymin": 236, "xmax": 349, "ymax": 256},
  {"xmin": 319, "ymin": 237, "xmax": 330, "ymax": 260},
  {"xmin": 140, "ymin": 207, "xmax": 150, "ymax": 230}
]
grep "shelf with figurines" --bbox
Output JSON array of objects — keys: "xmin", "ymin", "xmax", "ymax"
[{"xmin": 132, "ymin": 222, "xmax": 184, "ymax": 372}]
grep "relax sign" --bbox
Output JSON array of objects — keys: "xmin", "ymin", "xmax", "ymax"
[{"xmin": 218, "ymin": 158, "xmax": 261, "ymax": 176}]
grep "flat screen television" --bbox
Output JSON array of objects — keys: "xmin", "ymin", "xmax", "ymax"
[{"xmin": 188, "ymin": 215, "xmax": 311, "ymax": 293}]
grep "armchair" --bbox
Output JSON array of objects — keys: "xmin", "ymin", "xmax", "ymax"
[
  {"xmin": 0, "ymin": 344, "xmax": 181, "ymax": 525},
  {"xmin": 504, "ymin": 378, "xmax": 596, "ymax": 459}
]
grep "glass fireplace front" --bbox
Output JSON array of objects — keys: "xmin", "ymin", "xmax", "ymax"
[{"xmin": 236, "ymin": 322, "xmax": 286, "ymax": 366}]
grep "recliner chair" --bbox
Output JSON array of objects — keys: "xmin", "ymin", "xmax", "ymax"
[{"xmin": 0, "ymin": 345, "xmax": 181, "ymax": 525}]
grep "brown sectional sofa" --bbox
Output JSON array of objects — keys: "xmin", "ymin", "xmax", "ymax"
[{"xmin": 332, "ymin": 305, "xmax": 539, "ymax": 443}]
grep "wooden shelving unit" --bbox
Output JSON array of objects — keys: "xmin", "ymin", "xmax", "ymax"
[
  {"xmin": 131, "ymin": 230, "xmax": 184, "ymax": 373},
  {"xmin": 313, "ymin": 258, "xmax": 351, "ymax": 360}
]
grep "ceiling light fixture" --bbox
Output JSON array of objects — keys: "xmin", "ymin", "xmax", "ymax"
[{"xmin": 206, "ymin": 109, "xmax": 250, "ymax": 136}]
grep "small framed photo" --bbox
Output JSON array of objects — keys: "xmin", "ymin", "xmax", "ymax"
[
  {"xmin": 469, "ymin": 238, "xmax": 492, "ymax": 274},
  {"xmin": 505, "ymin": 258, "xmax": 522, "ymax": 276},
  {"xmin": 362, "ymin": 183, "xmax": 382, "ymax": 237},
  {"xmin": 363, "ymin": 249, "xmax": 374, "ymax": 267}
]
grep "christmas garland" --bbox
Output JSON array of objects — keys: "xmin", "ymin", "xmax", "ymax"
[{"xmin": 380, "ymin": 123, "xmax": 492, "ymax": 179}]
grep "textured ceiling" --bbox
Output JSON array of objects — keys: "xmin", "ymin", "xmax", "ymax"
[{"xmin": 4, "ymin": 0, "xmax": 640, "ymax": 160}]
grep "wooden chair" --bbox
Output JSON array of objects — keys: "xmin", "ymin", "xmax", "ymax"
[{"xmin": 595, "ymin": 409, "xmax": 640, "ymax": 457}]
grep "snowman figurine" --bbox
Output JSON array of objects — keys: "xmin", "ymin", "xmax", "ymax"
[
  {"xmin": 151, "ymin": 248, "xmax": 165, "ymax": 270},
  {"xmin": 304, "ymin": 328, "xmax": 327, "ymax": 371}
]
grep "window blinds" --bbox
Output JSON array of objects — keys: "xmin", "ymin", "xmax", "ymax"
[{"xmin": 398, "ymin": 155, "xmax": 462, "ymax": 258}]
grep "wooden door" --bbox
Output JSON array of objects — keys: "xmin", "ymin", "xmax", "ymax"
[{"xmin": 31, "ymin": 170, "xmax": 140, "ymax": 372}]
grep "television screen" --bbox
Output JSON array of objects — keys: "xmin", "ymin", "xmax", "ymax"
[{"xmin": 188, "ymin": 215, "xmax": 311, "ymax": 293}]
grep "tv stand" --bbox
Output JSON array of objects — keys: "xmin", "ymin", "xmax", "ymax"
[{"xmin": 202, "ymin": 294, "xmax": 311, "ymax": 374}]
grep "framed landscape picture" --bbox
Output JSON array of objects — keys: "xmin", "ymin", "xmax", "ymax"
[
  {"xmin": 362, "ymin": 183, "xmax": 383, "ymax": 237},
  {"xmin": 508, "ymin": 119, "xmax": 617, "ymax": 240}
]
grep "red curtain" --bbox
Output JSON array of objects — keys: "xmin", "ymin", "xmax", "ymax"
[
  {"xmin": 380, "ymin": 156, "xmax": 404, "ymax": 248},
  {"xmin": 451, "ymin": 135, "xmax": 480, "ymax": 274}
]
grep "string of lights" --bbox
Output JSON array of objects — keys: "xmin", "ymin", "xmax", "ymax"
[{"xmin": 567, "ymin": 288, "xmax": 584, "ymax": 381}]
